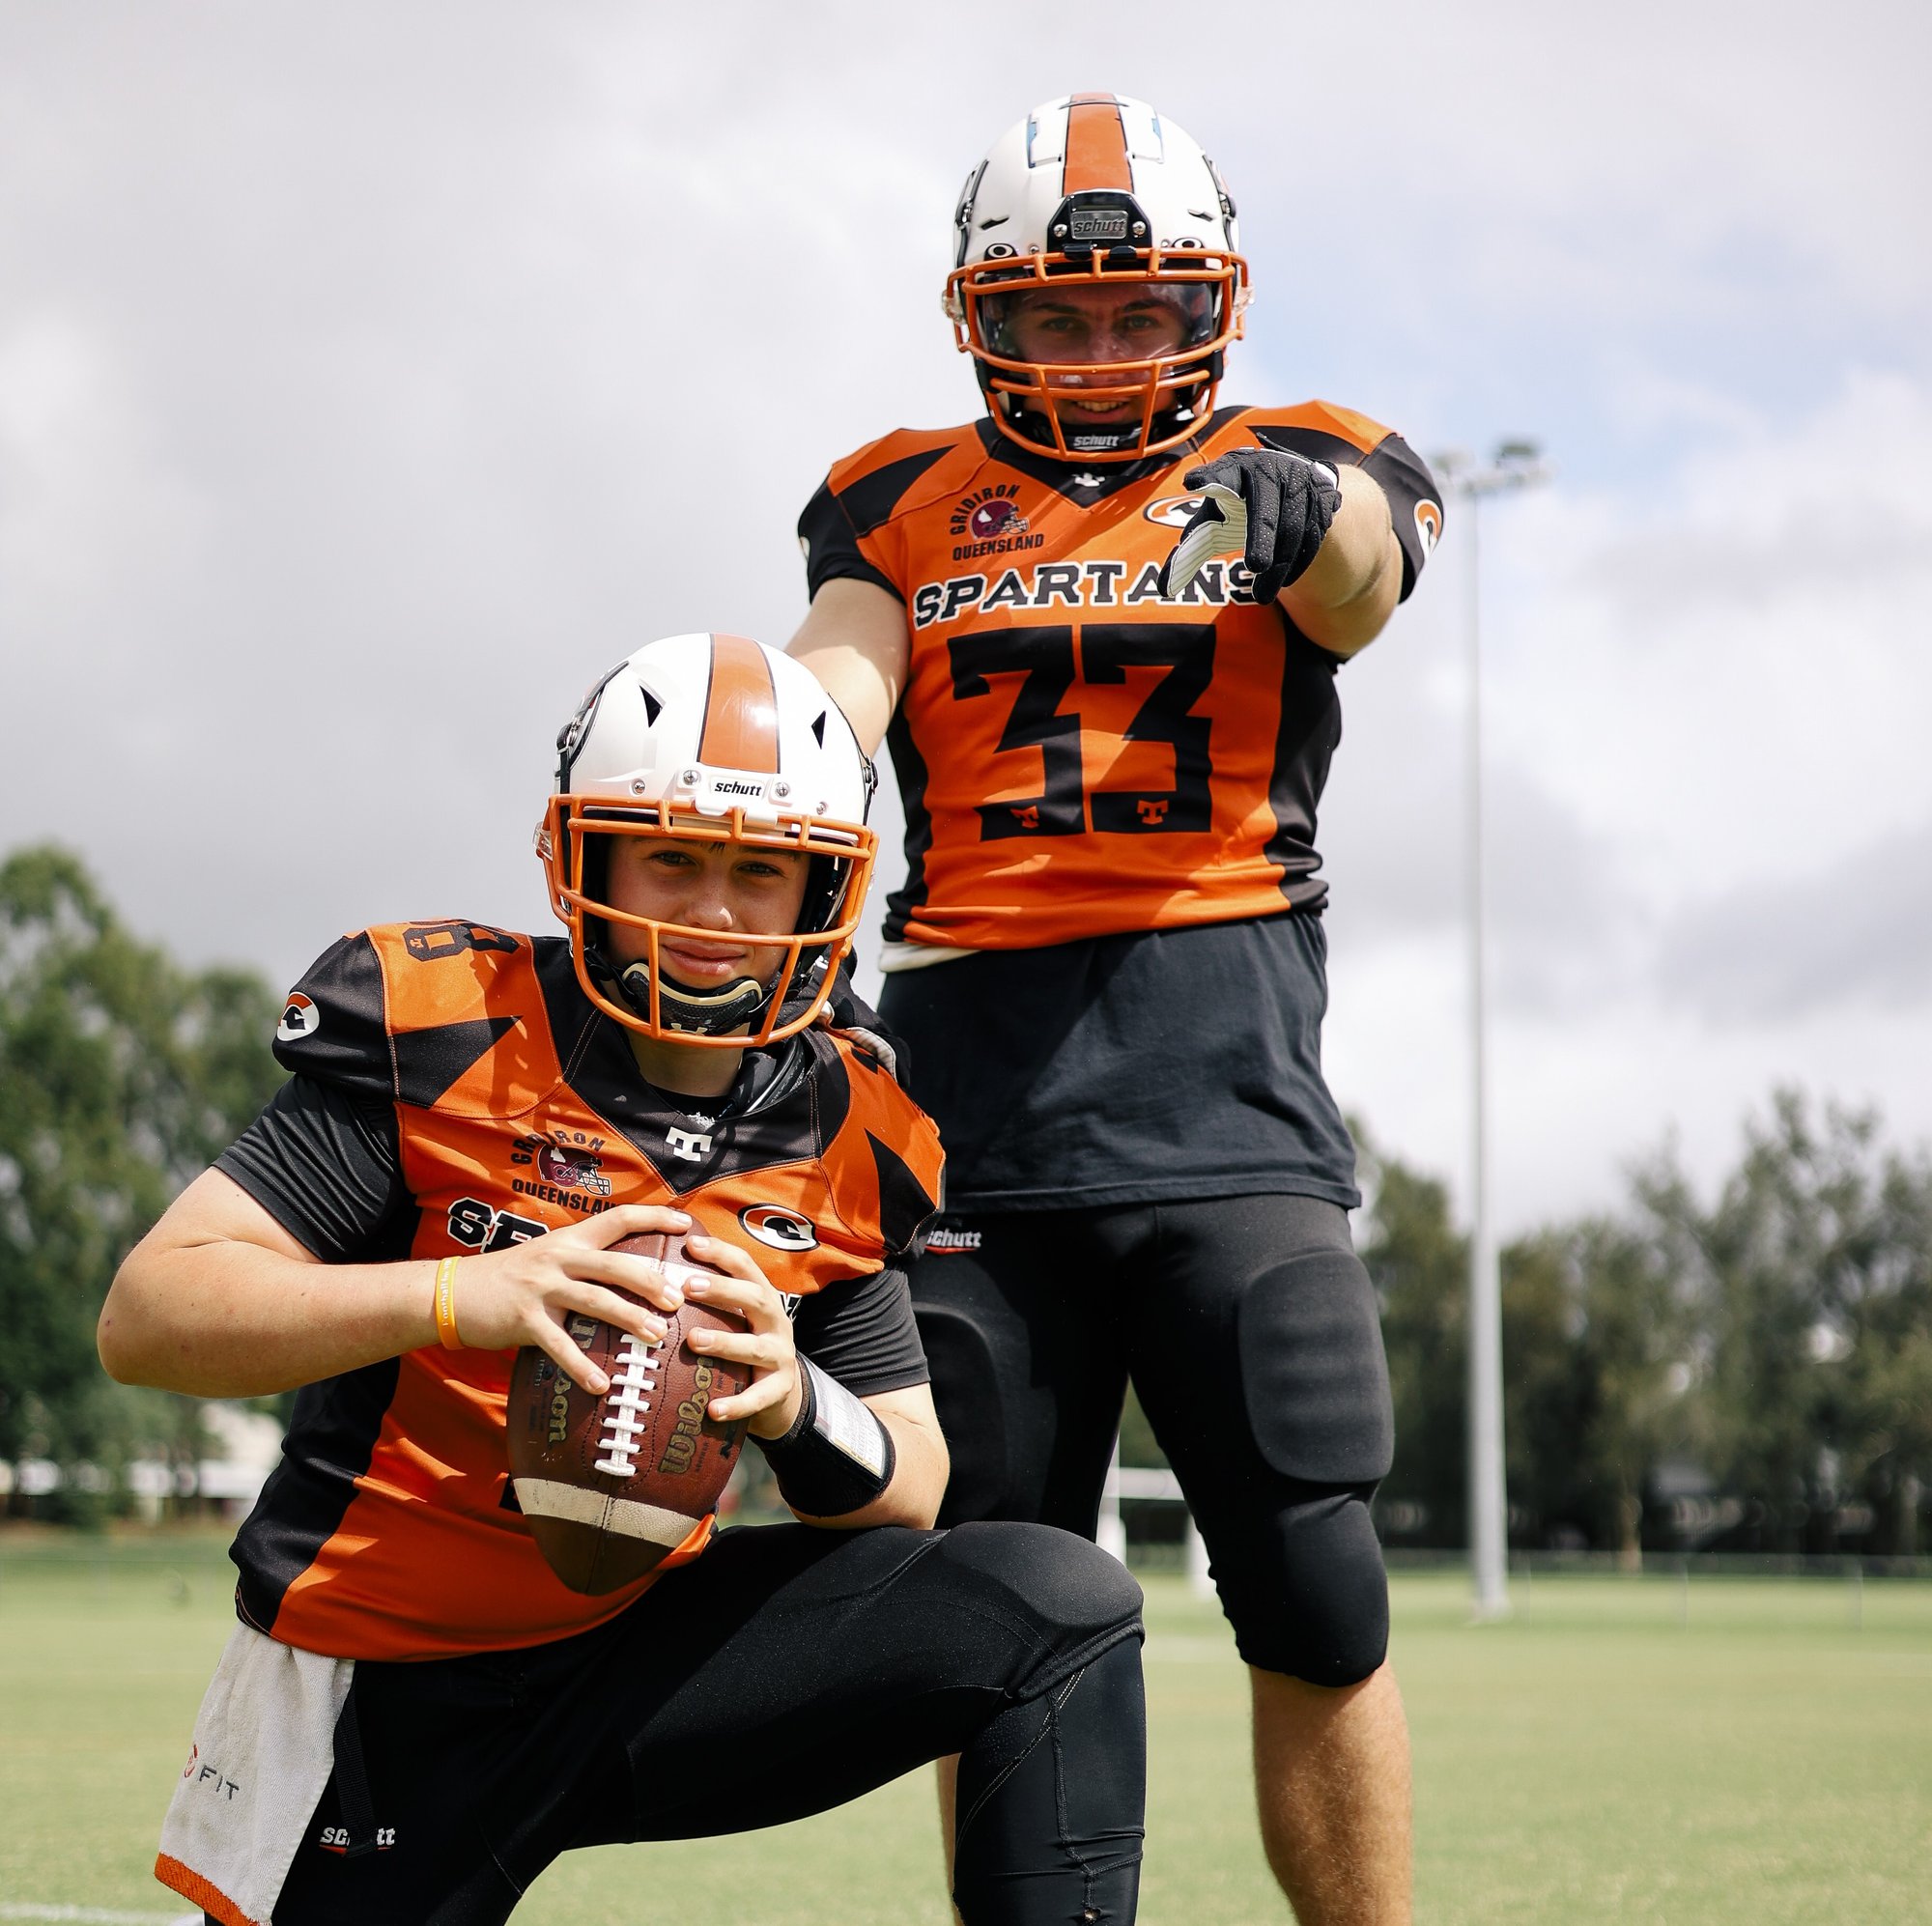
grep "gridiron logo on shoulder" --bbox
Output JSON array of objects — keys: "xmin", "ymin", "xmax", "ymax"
[
  {"xmin": 740, "ymin": 1204, "xmax": 817, "ymax": 1253},
  {"xmin": 276, "ymin": 993, "xmax": 319, "ymax": 1043}
]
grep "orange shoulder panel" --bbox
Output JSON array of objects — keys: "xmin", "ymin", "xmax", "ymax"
[
  {"xmin": 826, "ymin": 422, "xmax": 989, "ymax": 512},
  {"xmin": 1235, "ymin": 400, "xmax": 1395, "ymax": 455},
  {"xmin": 363, "ymin": 921, "xmax": 566, "ymax": 1119},
  {"xmin": 819, "ymin": 1031, "xmax": 945, "ymax": 1255}
]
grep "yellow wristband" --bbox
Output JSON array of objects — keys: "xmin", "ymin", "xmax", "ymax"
[{"xmin": 434, "ymin": 1256, "xmax": 464, "ymax": 1350}]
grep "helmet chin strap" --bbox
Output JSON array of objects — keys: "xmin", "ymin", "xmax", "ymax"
[{"xmin": 613, "ymin": 954, "xmax": 771, "ymax": 1037}]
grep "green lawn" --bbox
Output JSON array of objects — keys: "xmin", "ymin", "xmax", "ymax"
[{"xmin": 2, "ymin": 1535, "xmax": 1928, "ymax": 1923}]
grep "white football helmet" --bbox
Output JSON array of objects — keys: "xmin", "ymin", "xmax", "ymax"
[
  {"xmin": 537, "ymin": 634, "xmax": 876, "ymax": 1046},
  {"xmin": 945, "ymin": 92, "xmax": 1249, "ymax": 462}
]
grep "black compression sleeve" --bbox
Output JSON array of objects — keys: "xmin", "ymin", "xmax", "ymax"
[
  {"xmin": 215, "ymin": 1075, "xmax": 408, "ymax": 1260},
  {"xmin": 790, "ymin": 1264, "xmax": 927, "ymax": 1397}
]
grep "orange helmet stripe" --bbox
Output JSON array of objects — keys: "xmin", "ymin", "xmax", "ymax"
[
  {"xmin": 1063, "ymin": 94, "xmax": 1132, "ymax": 193},
  {"xmin": 697, "ymin": 634, "xmax": 781, "ymax": 772}
]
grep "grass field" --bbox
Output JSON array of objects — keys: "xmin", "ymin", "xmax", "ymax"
[{"xmin": 2, "ymin": 1534, "xmax": 1928, "ymax": 1924}]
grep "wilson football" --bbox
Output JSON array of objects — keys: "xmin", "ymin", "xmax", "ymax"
[{"xmin": 506, "ymin": 1231, "xmax": 751, "ymax": 1595}]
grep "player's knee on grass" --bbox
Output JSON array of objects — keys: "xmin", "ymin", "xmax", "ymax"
[
  {"xmin": 1236, "ymin": 1248, "xmax": 1394, "ymax": 1486},
  {"xmin": 1216, "ymin": 1482, "xmax": 1390, "ymax": 1685},
  {"xmin": 953, "ymin": 1633, "xmax": 1146, "ymax": 1926}
]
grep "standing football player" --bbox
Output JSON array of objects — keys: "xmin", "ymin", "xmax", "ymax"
[
  {"xmin": 789, "ymin": 95, "xmax": 1442, "ymax": 1925},
  {"xmin": 99, "ymin": 633, "xmax": 1146, "ymax": 1926}
]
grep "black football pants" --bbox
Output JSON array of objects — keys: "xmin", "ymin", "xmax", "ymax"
[
  {"xmin": 911, "ymin": 1194, "xmax": 1397, "ymax": 1684},
  {"xmin": 251, "ymin": 1519, "xmax": 1145, "ymax": 1925}
]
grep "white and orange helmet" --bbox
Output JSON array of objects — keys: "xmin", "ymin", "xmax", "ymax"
[
  {"xmin": 537, "ymin": 634, "xmax": 876, "ymax": 1045},
  {"xmin": 945, "ymin": 92, "xmax": 1250, "ymax": 462}
]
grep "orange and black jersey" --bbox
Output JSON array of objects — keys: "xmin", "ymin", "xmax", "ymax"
[
  {"xmin": 214, "ymin": 921, "xmax": 943, "ymax": 1662},
  {"xmin": 799, "ymin": 405, "xmax": 1441, "ymax": 949}
]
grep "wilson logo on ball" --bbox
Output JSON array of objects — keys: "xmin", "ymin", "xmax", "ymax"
[
  {"xmin": 657, "ymin": 1366, "xmax": 715, "ymax": 1476},
  {"xmin": 739, "ymin": 1204, "xmax": 818, "ymax": 1253}
]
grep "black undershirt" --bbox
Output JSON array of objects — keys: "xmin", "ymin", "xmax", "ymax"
[{"xmin": 876, "ymin": 910, "xmax": 1359, "ymax": 1214}]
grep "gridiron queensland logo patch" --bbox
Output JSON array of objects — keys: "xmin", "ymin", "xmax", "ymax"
[{"xmin": 951, "ymin": 484, "xmax": 1030, "ymax": 543}]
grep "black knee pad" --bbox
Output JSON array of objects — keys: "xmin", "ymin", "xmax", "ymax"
[
  {"xmin": 912, "ymin": 1299, "xmax": 1012, "ymax": 1522},
  {"xmin": 1236, "ymin": 1248, "xmax": 1394, "ymax": 1485},
  {"xmin": 1215, "ymin": 1483, "xmax": 1389, "ymax": 1685},
  {"xmin": 933, "ymin": 1521, "xmax": 1145, "ymax": 1695}
]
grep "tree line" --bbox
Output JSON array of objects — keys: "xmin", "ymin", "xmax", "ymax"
[
  {"xmin": 1360, "ymin": 1101, "xmax": 1932, "ymax": 1560},
  {"xmin": 0, "ymin": 847, "xmax": 284, "ymax": 1520},
  {"xmin": 6, "ymin": 842, "xmax": 1930, "ymax": 1553}
]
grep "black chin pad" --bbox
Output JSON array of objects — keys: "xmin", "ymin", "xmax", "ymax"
[{"xmin": 616, "ymin": 959, "xmax": 767, "ymax": 1036}]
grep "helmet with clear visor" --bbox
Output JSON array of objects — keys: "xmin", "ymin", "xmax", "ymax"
[
  {"xmin": 536, "ymin": 634, "xmax": 876, "ymax": 1047},
  {"xmin": 945, "ymin": 92, "xmax": 1249, "ymax": 462}
]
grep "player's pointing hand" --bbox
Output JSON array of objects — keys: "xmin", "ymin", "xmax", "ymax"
[{"xmin": 1160, "ymin": 446, "xmax": 1342, "ymax": 603}]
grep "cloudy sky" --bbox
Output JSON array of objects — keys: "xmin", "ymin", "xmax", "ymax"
[{"xmin": 4, "ymin": 1, "xmax": 1927, "ymax": 1234}]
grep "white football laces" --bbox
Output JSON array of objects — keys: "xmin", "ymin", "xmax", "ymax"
[{"xmin": 593, "ymin": 1326, "xmax": 664, "ymax": 1478}]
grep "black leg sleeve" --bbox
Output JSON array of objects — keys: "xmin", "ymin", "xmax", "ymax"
[{"xmin": 952, "ymin": 1633, "xmax": 1146, "ymax": 1926}]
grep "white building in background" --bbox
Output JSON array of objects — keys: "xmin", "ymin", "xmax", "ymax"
[{"xmin": 1, "ymin": 1401, "xmax": 285, "ymax": 1519}]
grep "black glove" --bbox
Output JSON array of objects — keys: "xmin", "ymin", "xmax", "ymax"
[{"xmin": 1168, "ymin": 447, "xmax": 1342, "ymax": 603}]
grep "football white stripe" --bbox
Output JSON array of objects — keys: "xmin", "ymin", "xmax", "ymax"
[{"xmin": 512, "ymin": 1478, "xmax": 698, "ymax": 1547}]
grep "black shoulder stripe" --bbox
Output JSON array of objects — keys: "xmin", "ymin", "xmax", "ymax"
[
  {"xmin": 273, "ymin": 930, "xmax": 393, "ymax": 1099},
  {"xmin": 799, "ymin": 476, "xmax": 904, "ymax": 603},
  {"xmin": 838, "ymin": 444, "xmax": 953, "ymax": 537},
  {"xmin": 867, "ymin": 1129, "xmax": 940, "ymax": 1259},
  {"xmin": 1249, "ymin": 423, "xmax": 1378, "ymax": 470},
  {"xmin": 392, "ymin": 1017, "xmax": 521, "ymax": 1108}
]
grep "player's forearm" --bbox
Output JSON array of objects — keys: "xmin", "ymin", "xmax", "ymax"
[
  {"xmin": 776, "ymin": 1384, "xmax": 950, "ymax": 1532},
  {"xmin": 99, "ymin": 1237, "xmax": 436, "ymax": 1399},
  {"xmin": 1278, "ymin": 466, "xmax": 1402, "ymax": 656},
  {"xmin": 787, "ymin": 578, "xmax": 909, "ymax": 755},
  {"xmin": 819, "ymin": 1407, "xmax": 949, "ymax": 1531}
]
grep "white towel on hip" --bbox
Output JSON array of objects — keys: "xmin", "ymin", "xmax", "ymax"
[{"xmin": 156, "ymin": 1622, "xmax": 354, "ymax": 1926}]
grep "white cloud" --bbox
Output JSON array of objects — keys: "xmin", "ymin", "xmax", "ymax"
[{"xmin": 2, "ymin": 0, "xmax": 1928, "ymax": 1230}]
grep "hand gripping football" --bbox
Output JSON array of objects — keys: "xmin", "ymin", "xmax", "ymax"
[{"xmin": 506, "ymin": 1231, "xmax": 751, "ymax": 1595}]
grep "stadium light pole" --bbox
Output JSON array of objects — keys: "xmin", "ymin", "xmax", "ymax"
[{"xmin": 1431, "ymin": 439, "xmax": 1551, "ymax": 1622}]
